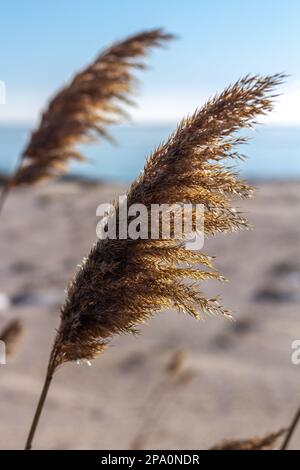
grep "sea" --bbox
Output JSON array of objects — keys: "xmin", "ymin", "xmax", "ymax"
[{"xmin": 0, "ymin": 124, "xmax": 299, "ymax": 182}]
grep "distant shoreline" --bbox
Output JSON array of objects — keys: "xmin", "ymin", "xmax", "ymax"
[
  {"xmin": 0, "ymin": 171, "xmax": 299, "ymax": 187},
  {"xmin": 1, "ymin": 125, "xmax": 300, "ymax": 182}
]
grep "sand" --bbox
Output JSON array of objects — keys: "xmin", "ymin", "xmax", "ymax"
[{"xmin": 0, "ymin": 179, "xmax": 300, "ymax": 450}]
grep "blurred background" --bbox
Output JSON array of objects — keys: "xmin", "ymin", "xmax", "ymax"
[
  {"xmin": 1, "ymin": 0, "xmax": 300, "ymax": 181},
  {"xmin": 0, "ymin": 0, "xmax": 299, "ymax": 450}
]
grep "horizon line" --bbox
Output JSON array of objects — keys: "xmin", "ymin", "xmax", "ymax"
[{"xmin": 1, "ymin": 119, "xmax": 300, "ymax": 129}]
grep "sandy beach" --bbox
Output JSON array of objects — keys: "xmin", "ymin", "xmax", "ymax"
[{"xmin": 0, "ymin": 179, "xmax": 300, "ymax": 450}]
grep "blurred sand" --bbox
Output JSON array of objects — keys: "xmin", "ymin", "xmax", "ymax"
[{"xmin": 0, "ymin": 180, "xmax": 300, "ymax": 450}]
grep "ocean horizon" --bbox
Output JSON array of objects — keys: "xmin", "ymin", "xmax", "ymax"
[{"xmin": 0, "ymin": 123, "xmax": 299, "ymax": 182}]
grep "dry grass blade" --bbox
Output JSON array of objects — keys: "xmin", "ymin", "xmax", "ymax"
[
  {"xmin": 281, "ymin": 406, "xmax": 300, "ymax": 450},
  {"xmin": 25, "ymin": 73, "xmax": 285, "ymax": 450},
  {"xmin": 0, "ymin": 319, "xmax": 25, "ymax": 357},
  {"xmin": 130, "ymin": 349, "xmax": 195, "ymax": 450},
  {"xmin": 12, "ymin": 29, "xmax": 174, "ymax": 186},
  {"xmin": 210, "ymin": 429, "xmax": 287, "ymax": 450}
]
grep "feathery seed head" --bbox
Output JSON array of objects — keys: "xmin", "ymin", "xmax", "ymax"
[
  {"xmin": 49, "ymin": 73, "xmax": 285, "ymax": 368},
  {"xmin": 14, "ymin": 29, "xmax": 174, "ymax": 186}
]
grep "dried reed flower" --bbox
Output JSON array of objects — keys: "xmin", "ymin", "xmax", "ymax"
[
  {"xmin": 14, "ymin": 29, "xmax": 173, "ymax": 185},
  {"xmin": 210, "ymin": 429, "xmax": 287, "ymax": 450},
  {"xmin": 0, "ymin": 319, "xmax": 25, "ymax": 357},
  {"xmin": 0, "ymin": 29, "xmax": 173, "ymax": 211},
  {"xmin": 53, "ymin": 73, "xmax": 284, "ymax": 365},
  {"xmin": 25, "ymin": 73, "xmax": 284, "ymax": 450}
]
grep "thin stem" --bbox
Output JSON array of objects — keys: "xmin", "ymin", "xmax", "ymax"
[
  {"xmin": 0, "ymin": 157, "xmax": 22, "ymax": 218},
  {"xmin": 24, "ymin": 350, "xmax": 58, "ymax": 451},
  {"xmin": 281, "ymin": 405, "xmax": 300, "ymax": 450},
  {"xmin": 0, "ymin": 178, "xmax": 13, "ymax": 216}
]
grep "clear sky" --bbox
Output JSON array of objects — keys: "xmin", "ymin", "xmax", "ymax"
[{"xmin": 0, "ymin": 0, "xmax": 299, "ymax": 125}]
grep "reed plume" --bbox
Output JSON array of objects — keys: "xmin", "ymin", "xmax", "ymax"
[
  {"xmin": 210, "ymin": 429, "xmax": 287, "ymax": 450},
  {"xmin": 25, "ymin": 73, "xmax": 284, "ymax": 450},
  {"xmin": 0, "ymin": 29, "xmax": 173, "ymax": 209},
  {"xmin": 0, "ymin": 319, "xmax": 25, "ymax": 357}
]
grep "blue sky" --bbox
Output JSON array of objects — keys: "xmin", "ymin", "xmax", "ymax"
[{"xmin": 0, "ymin": 0, "xmax": 299, "ymax": 124}]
